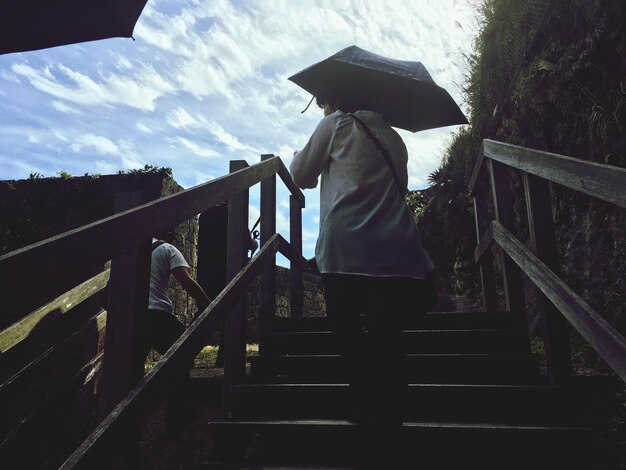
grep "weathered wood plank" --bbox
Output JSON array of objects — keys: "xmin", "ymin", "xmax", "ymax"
[
  {"xmin": 277, "ymin": 159, "xmax": 305, "ymax": 209},
  {"xmin": 0, "ymin": 351, "xmax": 104, "ymax": 470},
  {"xmin": 473, "ymin": 222, "xmax": 494, "ymax": 264},
  {"xmin": 0, "ymin": 157, "xmax": 285, "ymax": 322},
  {"xmin": 468, "ymin": 144, "xmax": 486, "ymax": 196},
  {"xmin": 488, "ymin": 159, "xmax": 526, "ymax": 315},
  {"xmin": 0, "ymin": 270, "xmax": 109, "ymax": 353},
  {"xmin": 289, "ymin": 195, "xmax": 304, "ymax": 318},
  {"xmin": 492, "ymin": 221, "xmax": 626, "ymax": 382},
  {"xmin": 472, "ymin": 172, "xmax": 498, "ymax": 310},
  {"xmin": 59, "ymin": 234, "xmax": 285, "ymax": 469},
  {"xmin": 223, "ymin": 161, "xmax": 250, "ymax": 413},
  {"xmin": 97, "ymin": 192, "xmax": 151, "ymax": 425},
  {"xmin": 260, "ymin": 154, "xmax": 277, "ymax": 348},
  {"xmin": 0, "ymin": 310, "xmax": 106, "ymax": 438},
  {"xmin": 522, "ymin": 173, "xmax": 572, "ymax": 384},
  {"xmin": 483, "ymin": 139, "xmax": 626, "ymax": 208}
]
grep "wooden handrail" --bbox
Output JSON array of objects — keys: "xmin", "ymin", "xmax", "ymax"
[
  {"xmin": 470, "ymin": 138, "xmax": 625, "ymax": 384},
  {"xmin": 470, "ymin": 139, "xmax": 626, "ymax": 207},
  {"xmin": 59, "ymin": 233, "xmax": 301, "ymax": 469},
  {"xmin": 492, "ymin": 221, "xmax": 626, "ymax": 382},
  {"xmin": 0, "ymin": 270, "xmax": 109, "ymax": 353},
  {"xmin": 0, "ymin": 156, "xmax": 304, "ymax": 324},
  {"xmin": 2, "ymin": 154, "xmax": 306, "ymax": 468},
  {"xmin": 277, "ymin": 160, "xmax": 305, "ymax": 209},
  {"xmin": 473, "ymin": 223, "xmax": 494, "ymax": 264}
]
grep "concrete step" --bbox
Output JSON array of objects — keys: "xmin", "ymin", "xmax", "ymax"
[
  {"xmin": 271, "ymin": 310, "xmax": 526, "ymax": 332},
  {"xmin": 226, "ymin": 383, "xmax": 580, "ymax": 425},
  {"xmin": 262, "ymin": 329, "xmax": 530, "ymax": 355},
  {"xmin": 249, "ymin": 353, "xmax": 542, "ymax": 385},
  {"xmin": 206, "ymin": 419, "xmax": 594, "ymax": 469}
]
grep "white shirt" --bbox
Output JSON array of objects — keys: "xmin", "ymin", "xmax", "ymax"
[
  {"xmin": 290, "ymin": 110, "xmax": 434, "ymax": 278},
  {"xmin": 148, "ymin": 239, "xmax": 190, "ymax": 313}
]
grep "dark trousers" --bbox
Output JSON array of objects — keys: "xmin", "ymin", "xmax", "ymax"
[
  {"xmin": 322, "ymin": 274, "xmax": 422, "ymax": 426},
  {"xmin": 322, "ymin": 274, "xmax": 427, "ymax": 468},
  {"xmin": 139, "ymin": 309, "xmax": 190, "ymax": 431}
]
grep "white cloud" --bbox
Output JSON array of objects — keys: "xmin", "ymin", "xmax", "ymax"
[
  {"xmin": 52, "ymin": 100, "xmax": 83, "ymax": 115},
  {"xmin": 116, "ymin": 55, "xmax": 133, "ymax": 70},
  {"xmin": 193, "ymin": 172, "xmax": 218, "ymax": 186},
  {"xmin": 70, "ymin": 134, "xmax": 120, "ymax": 156},
  {"xmin": 0, "ymin": 0, "xmax": 480, "ymax": 259},
  {"xmin": 136, "ymin": 122, "xmax": 154, "ymax": 133},
  {"xmin": 121, "ymin": 155, "xmax": 147, "ymax": 169},
  {"xmin": 11, "ymin": 63, "xmax": 174, "ymax": 111},
  {"xmin": 27, "ymin": 132, "xmax": 42, "ymax": 144},
  {"xmin": 53, "ymin": 130, "xmax": 69, "ymax": 142},
  {"xmin": 207, "ymin": 121, "xmax": 261, "ymax": 154},
  {"xmin": 95, "ymin": 159, "xmax": 118, "ymax": 174},
  {"xmin": 173, "ymin": 136, "xmax": 221, "ymax": 158},
  {"xmin": 1, "ymin": 70, "xmax": 20, "ymax": 83},
  {"xmin": 166, "ymin": 107, "xmax": 205, "ymax": 129}
]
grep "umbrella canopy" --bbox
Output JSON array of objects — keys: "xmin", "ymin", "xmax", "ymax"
[
  {"xmin": 288, "ymin": 45, "xmax": 468, "ymax": 132},
  {"xmin": 0, "ymin": 0, "xmax": 148, "ymax": 55}
]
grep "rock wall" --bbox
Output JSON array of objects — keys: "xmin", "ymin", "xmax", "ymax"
[
  {"xmin": 0, "ymin": 171, "xmax": 198, "ymax": 324},
  {"xmin": 1, "ymin": 171, "xmax": 327, "ymax": 342},
  {"xmin": 243, "ymin": 267, "xmax": 326, "ymax": 343}
]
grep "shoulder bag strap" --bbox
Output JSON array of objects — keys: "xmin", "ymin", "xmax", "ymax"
[
  {"xmin": 151, "ymin": 240, "xmax": 167, "ymax": 251},
  {"xmin": 349, "ymin": 113, "xmax": 405, "ymax": 199}
]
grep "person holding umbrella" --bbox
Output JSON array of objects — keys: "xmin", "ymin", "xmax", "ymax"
[{"xmin": 288, "ymin": 46, "xmax": 466, "ymax": 460}]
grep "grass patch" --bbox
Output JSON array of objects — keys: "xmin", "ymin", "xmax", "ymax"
[{"xmin": 144, "ymin": 343, "xmax": 259, "ymax": 372}]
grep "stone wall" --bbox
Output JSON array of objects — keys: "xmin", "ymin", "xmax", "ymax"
[
  {"xmin": 0, "ymin": 171, "xmax": 199, "ymax": 324},
  {"xmin": 1, "ymin": 171, "xmax": 327, "ymax": 344},
  {"xmin": 244, "ymin": 267, "xmax": 326, "ymax": 343}
]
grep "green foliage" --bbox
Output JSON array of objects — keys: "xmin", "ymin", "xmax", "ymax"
[
  {"xmin": 118, "ymin": 164, "xmax": 173, "ymax": 178},
  {"xmin": 56, "ymin": 171, "xmax": 72, "ymax": 179},
  {"xmin": 28, "ymin": 172, "xmax": 43, "ymax": 179},
  {"xmin": 414, "ymin": 1, "xmax": 626, "ymax": 464},
  {"xmin": 193, "ymin": 345, "xmax": 219, "ymax": 368},
  {"xmin": 405, "ymin": 189, "xmax": 432, "ymax": 220}
]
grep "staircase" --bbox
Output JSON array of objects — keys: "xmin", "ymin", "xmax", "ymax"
[
  {"xmin": 206, "ymin": 310, "xmax": 595, "ymax": 469},
  {"xmin": 11, "ymin": 144, "xmax": 619, "ymax": 469}
]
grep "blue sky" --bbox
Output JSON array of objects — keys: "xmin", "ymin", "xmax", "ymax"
[{"xmin": 0, "ymin": 0, "xmax": 479, "ymax": 261}]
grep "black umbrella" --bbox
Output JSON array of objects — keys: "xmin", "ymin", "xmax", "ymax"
[
  {"xmin": 0, "ymin": 0, "xmax": 148, "ymax": 55},
  {"xmin": 288, "ymin": 45, "xmax": 468, "ymax": 132}
]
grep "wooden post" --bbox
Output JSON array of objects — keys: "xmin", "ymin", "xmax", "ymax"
[
  {"xmin": 487, "ymin": 159, "xmax": 526, "ymax": 317},
  {"xmin": 290, "ymin": 195, "xmax": 304, "ymax": 318},
  {"xmin": 222, "ymin": 161, "xmax": 249, "ymax": 416},
  {"xmin": 472, "ymin": 166, "xmax": 498, "ymax": 311},
  {"xmin": 96, "ymin": 191, "xmax": 151, "ymax": 468},
  {"xmin": 522, "ymin": 172, "xmax": 572, "ymax": 384},
  {"xmin": 259, "ymin": 154, "xmax": 276, "ymax": 353}
]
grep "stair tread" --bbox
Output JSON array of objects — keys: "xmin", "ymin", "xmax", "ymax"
[
  {"xmin": 268, "ymin": 328, "xmax": 523, "ymax": 334},
  {"xmin": 209, "ymin": 418, "xmax": 589, "ymax": 432},
  {"xmin": 272, "ymin": 311, "xmax": 524, "ymax": 327},
  {"xmin": 231, "ymin": 382, "xmax": 558, "ymax": 389},
  {"xmin": 252, "ymin": 352, "xmax": 536, "ymax": 358}
]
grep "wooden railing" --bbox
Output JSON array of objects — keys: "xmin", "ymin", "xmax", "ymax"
[
  {"xmin": 0, "ymin": 155, "xmax": 306, "ymax": 468},
  {"xmin": 469, "ymin": 139, "xmax": 626, "ymax": 385}
]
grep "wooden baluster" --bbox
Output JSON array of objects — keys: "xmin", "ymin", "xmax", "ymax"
[
  {"xmin": 473, "ymin": 166, "xmax": 498, "ymax": 311},
  {"xmin": 96, "ymin": 191, "xmax": 151, "ymax": 468},
  {"xmin": 487, "ymin": 159, "xmax": 526, "ymax": 317},
  {"xmin": 223, "ymin": 161, "xmax": 249, "ymax": 416},
  {"xmin": 259, "ymin": 154, "xmax": 277, "ymax": 353},
  {"xmin": 290, "ymin": 194, "xmax": 304, "ymax": 318},
  {"xmin": 522, "ymin": 172, "xmax": 572, "ymax": 384}
]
